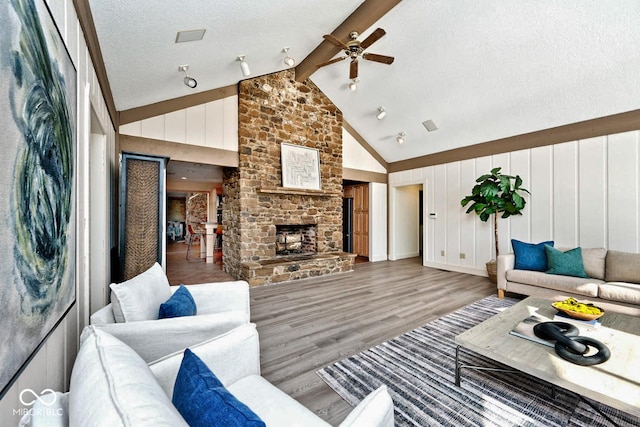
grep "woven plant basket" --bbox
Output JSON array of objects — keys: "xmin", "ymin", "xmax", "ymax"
[{"xmin": 486, "ymin": 260, "xmax": 498, "ymax": 284}]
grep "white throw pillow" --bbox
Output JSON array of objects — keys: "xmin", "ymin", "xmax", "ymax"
[
  {"xmin": 69, "ymin": 326, "xmax": 188, "ymax": 426},
  {"xmin": 339, "ymin": 385, "xmax": 395, "ymax": 427},
  {"xmin": 109, "ymin": 262, "xmax": 171, "ymax": 323}
]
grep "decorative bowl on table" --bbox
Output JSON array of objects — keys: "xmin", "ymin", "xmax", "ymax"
[{"xmin": 552, "ymin": 298, "xmax": 605, "ymax": 321}]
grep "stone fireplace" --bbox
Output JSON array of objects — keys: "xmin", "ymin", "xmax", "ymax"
[{"xmin": 222, "ymin": 70, "xmax": 355, "ymax": 286}]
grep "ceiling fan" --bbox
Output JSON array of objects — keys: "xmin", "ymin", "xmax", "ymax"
[{"xmin": 317, "ymin": 28, "xmax": 394, "ymax": 80}]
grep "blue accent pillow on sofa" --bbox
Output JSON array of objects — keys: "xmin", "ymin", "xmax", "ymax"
[
  {"xmin": 512, "ymin": 239, "xmax": 554, "ymax": 271},
  {"xmin": 173, "ymin": 349, "xmax": 265, "ymax": 427},
  {"xmin": 158, "ymin": 285, "xmax": 197, "ymax": 319},
  {"xmin": 545, "ymin": 246, "xmax": 589, "ymax": 278}
]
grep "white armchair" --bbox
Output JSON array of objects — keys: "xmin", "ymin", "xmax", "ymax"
[
  {"xmin": 148, "ymin": 323, "xmax": 395, "ymax": 426},
  {"xmin": 90, "ymin": 280, "xmax": 251, "ymax": 363},
  {"xmin": 22, "ymin": 325, "xmax": 394, "ymax": 427}
]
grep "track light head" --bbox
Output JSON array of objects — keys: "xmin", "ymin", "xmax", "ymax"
[
  {"xmin": 183, "ymin": 76, "xmax": 197, "ymax": 88},
  {"xmin": 178, "ymin": 65, "xmax": 197, "ymax": 89},
  {"xmin": 236, "ymin": 55, "xmax": 251, "ymax": 76},
  {"xmin": 376, "ymin": 106, "xmax": 386, "ymax": 120},
  {"xmin": 282, "ymin": 47, "xmax": 295, "ymax": 67},
  {"xmin": 396, "ymin": 131, "xmax": 406, "ymax": 144},
  {"xmin": 348, "ymin": 78, "xmax": 358, "ymax": 91}
]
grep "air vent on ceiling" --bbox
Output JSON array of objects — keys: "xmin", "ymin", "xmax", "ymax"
[
  {"xmin": 175, "ymin": 29, "xmax": 206, "ymax": 43},
  {"xmin": 422, "ymin": 119, "xmax": 438, "ymax": 132}
]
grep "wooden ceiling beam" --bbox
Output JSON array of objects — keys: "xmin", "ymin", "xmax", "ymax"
[
  {"xmin": 295, "ymin": 0, "xmax": 402, "ymax": 82},
  {"xmin": 119, "ymin": 84, "xmax": 238, "ymax": 125}
]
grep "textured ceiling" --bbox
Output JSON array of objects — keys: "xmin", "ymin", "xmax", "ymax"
[{"xmin": 88, "ymin": 0, "xmax": 640, "ymax": 164}]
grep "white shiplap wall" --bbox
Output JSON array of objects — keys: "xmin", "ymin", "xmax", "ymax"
[
  {"xmin": 389, "ymin": 131, "xmax": 640, "ymax": 275},
  {"xmin": 119, "ymin": 97, "xmax": 239, "ymax": 152},
  {"xmin": 0, "ymin": 0, "xmax": 115, "ymax": 423},
  {"xmin": 342, "ymin": 129, "xmax": 387, "ymax": 173}
]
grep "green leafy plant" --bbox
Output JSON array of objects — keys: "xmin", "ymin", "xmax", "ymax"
[{"xmin": 461, "ymin": 167, "xmax": 529, "ymax": 258}]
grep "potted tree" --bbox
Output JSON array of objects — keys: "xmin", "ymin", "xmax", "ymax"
[{"xmin": 461, "ymin": 167, "xmax": 529, "ymax": 282}]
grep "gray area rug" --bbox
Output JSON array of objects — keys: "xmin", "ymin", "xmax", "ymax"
[{"xmin": 317, "ymin": 295, "xmax": 639, "ymax": 426}]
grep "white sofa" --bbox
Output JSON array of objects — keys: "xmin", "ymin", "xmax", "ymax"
[
  {"xmin": 90, "ymin": 262, "xmax": 251, "ymax": 362},
  {"xmin": 22, "ymin": 324, "xmax": 395, "ymax": 427}
]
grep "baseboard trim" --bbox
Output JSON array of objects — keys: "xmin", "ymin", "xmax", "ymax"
[{"xmin": 422, "ymin": 261, "xmax": 488, "ymax": 277}]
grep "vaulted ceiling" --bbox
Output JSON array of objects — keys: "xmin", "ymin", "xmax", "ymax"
[{"xmin": 85, "ymin": 0, "xmax": 640, "ymax": 166}]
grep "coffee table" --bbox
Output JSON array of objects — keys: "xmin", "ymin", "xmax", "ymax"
[{"xmin": 455, "ymin": 297, "xmax": 640, "ymax": 420}]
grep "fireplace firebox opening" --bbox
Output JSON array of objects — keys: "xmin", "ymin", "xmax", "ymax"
[{"xmin": 275, "ymin": 224, "xmax": 317, "ymax": 256}]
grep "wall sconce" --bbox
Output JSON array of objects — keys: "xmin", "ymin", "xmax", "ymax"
[
  {"xmin": 236, "ymin": 55, "xmax": 251, "ymax": 76},
  {"xmin": 396, "ymin": 131, "xmax": 406, "ymax": 144},
  {"xmin": 282, "ymin": 47, "xmax": 295, "ymax": 67},
  {"xmin": 376, "ymin": 106, "xmax": 386, "ymax": 120},
  {"xmin": 348, "ymin": 78, "xmax": 358, "ymax": 91},
  {"xmin": 178, "ymin": 65, "xmax": 197, "ymax": 88}
]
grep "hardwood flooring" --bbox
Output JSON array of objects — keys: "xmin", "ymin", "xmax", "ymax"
[
  {"xmin": 166, "ymin": 241, "xmax": 231, "ymax": 285},
  {"xmin": 166, "ymin": 250, "xmax": 496, "ymax": 424}
]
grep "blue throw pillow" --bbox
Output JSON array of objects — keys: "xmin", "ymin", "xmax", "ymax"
[
  {"xmin": 173, "ymin": 349, "xmax": 265, "ymax": 427},
  {"xmin": 545, "ymin": 246, "xmax": 589, "ymax": 278},
  {"xmin": 158, "ymin": 285, "xmax": 197, "ymax": 319},
  {"xmin": 511, "ymin": 239, "xmax": 554, "ymax": 271}
]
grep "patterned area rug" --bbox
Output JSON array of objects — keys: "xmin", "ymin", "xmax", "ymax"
[{"xmin": 317, "ymin": 295, "xmax": 639, "ymax": 426}]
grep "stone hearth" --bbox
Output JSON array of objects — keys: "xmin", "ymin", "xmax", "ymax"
[{"xmin": 222, "ymin": 70, "xmax": 355, "ymax": 286}]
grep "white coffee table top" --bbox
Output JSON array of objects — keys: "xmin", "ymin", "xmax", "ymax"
[{"xmin": 455, "ymin": 297, "xmax": 640, "ymax": 417}]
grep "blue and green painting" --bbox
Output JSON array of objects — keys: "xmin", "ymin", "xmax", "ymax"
[{"xmin": 0, "ymin": 0, "xmax": 76, "ymax": 397}]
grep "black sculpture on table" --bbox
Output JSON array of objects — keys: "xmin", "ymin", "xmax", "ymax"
[{"xmin": 534, "ymin": 322, "xmax": 611, "ymax": 366}]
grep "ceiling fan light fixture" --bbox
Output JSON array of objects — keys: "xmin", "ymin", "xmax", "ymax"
[
  {"xmin": 396, "ymin": 131, "xmax": 406, "ymax": 144},
  {"xmin": 178, "ymin": 65, "xmax": 197, "ymax": 89},
  {"xmin": 348, "ymin": 78, "xmax": 358, "ymax": 91},
  {"xmin": 236, "ymin": 55, "xmax": 251, "ymax": 76},
  {"xmin": 282, "ymin": 47, "xmax": 295, "ymax": 67},
  {"xmin": 376, "ymin": 106, "xmax": 386, "ymax": 120}
]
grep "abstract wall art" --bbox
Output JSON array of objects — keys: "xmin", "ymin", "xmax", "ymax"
[
  {"xmin": 0, "ymin": 0, "xmax": 76, "ymax": 398},
  {"xmin": 281, "ymin": 143, "xmax": 321, "ymax": 190}
]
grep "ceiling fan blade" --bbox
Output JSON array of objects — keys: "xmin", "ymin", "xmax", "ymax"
[
  {"xmin": 350, "ymin": 60, "xmax": 358, "ymax": 79},
  {"xmin": 362, "ymin": 53, "xmax": 395, "ymax": 65},
  {"xmin": 359, "ymin": 28, "xmax": 386, "ymax": 50},
  {"xmin": 323, "ymin": 34, "xmax": 349, "ymax": 50},
  {"xmin": 316, "ymin": 56, "xmax": 346, "ymax": 68}
]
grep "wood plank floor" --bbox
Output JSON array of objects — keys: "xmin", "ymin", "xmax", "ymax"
[{"xmin": 166, "ymin": 251, "xmax": 496, "ymax": 424}]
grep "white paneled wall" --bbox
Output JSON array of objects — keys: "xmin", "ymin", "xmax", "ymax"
[
  {"xmin": 390, "ymin": 130, "xmax": 640, "ymax": 276},
  {"xmin": 0, "ymin": 0, "xmax": 115, "ymax": 423},
  {"xmin": 369, "ymin": 183, "xmax": 388, "ymax": 262},
  {"xmin": 119, "ymin": 97, "xmax": 240, "ymax": 152},
  {"xmin": 342, "ymin": 129, "xmax": 387, "ymax": 173}
]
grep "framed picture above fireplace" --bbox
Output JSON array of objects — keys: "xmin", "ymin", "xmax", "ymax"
[{"xmin": 281, "ymin": 143, "xmax": 321, "ymax": 190}]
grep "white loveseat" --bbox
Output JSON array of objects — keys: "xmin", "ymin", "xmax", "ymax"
[{"xmin": 22, "ymin": 324, "xmax": 395, "ymax": 427}]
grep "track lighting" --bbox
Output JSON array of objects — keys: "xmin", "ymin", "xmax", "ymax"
[
  {"xmin": 376, "ymin": 106, "xmax": 386, "ymax": 120},
  {"xmin": 178, "ymin": 65, "xmax": 197, "ymax": 88},
  {"xmin": 396, "ymin": 131, "xmax": 406, "ymax": 144},
  {"xmin": 348, "ymin": 78, "xmax": 358, "ymax": 91},
  {"xmin": 282, "ymin": 47, "xmax": 295, "ymax": 67},
  {"xmin": 236, "ymin": 55, "xmax": 251, "ymax": 76}
]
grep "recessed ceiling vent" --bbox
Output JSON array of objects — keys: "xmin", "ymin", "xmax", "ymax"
[
  {"xmin": 175, "ymin": 29, "xmax": 206, "ymax": 43},
  {"xmin": 422, "ymin": 119, "xmax": 438, "ymax": 132}
]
